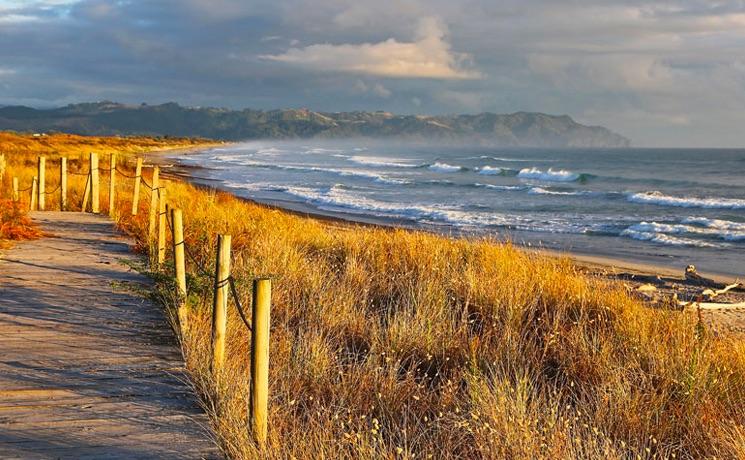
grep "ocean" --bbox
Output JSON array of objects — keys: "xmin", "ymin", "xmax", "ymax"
[{"xmin": 172, "ymin": 141, "xmax": 745, "ymax": 277}]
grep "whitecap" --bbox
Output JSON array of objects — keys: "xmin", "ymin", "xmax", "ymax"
[
  {"xmin": 518, "ymin": 167, "xmax": 580, "ymax": 182},
  {"xmin": 477, "ymin": 166, "xmax": 503, "ymax": 175},
  {"xmin": 681, "ymin": 216, "xmax": 745, "ymax": 231},
  {"xmin": 626, "ymin": 191, "xmax": 745, "ymax": 209},
  {"xmin": 347, "ymin": 156, "xmax": 419, "ymax": 168},
  {"xmin": 429, "ymin": 162, "xmax": 464, "ymax": 173},
  {"xmin": 528, "ymin": 187, "xmax": 595, "ymax": 196},
  {"xmin": 474, "ymin": 183, "xmax": 525, "ymax": 191},
  {"xmin": 620, "ymin": 229, "xmax": 721, "ymax": 248}
]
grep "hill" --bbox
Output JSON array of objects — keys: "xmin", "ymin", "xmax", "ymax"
[{"xmin": 0, "ymin": 102, "xmax": 630, "ymax": 147}]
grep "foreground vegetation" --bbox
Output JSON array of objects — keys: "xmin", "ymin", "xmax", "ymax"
[{"xmin": 2, "ymin": 133, "xmax": 743, "ymax": 459}]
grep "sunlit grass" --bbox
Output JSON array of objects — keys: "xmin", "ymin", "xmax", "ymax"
[{"xmin": 2, "ymin": 132, "xmax": 744, "ymax": 459}]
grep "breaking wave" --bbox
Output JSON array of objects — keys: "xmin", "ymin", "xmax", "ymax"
[
  {"xmin": 429, "ymin": 162, "xmax": 465, "ymax": 173},
  {"xmin": 347, "ymin": 156, "xmax": 419, "ymax": 168},
  {"xmin": 517, "ymin": 167, "xmax": 582, "ymax": 182},
  {"xmin": 626, "ymin": 191, "xmax": 745, "ymax": 209}
]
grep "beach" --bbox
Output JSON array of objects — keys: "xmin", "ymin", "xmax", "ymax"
[{"xmin": 154, "ymin": 147, "xmax": 745, "ymax": 336}]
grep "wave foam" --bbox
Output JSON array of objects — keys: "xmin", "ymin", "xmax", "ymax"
[
  {"xmin": 682, "ymin": 216, "xmax": 745, "ymax": 230},
  {"xmin": 477, "ymin": 166, "xmax": 503, "ymax": 175},
  {"xmin": 528, "ymin": 187, "xmax": 596, "ymax": 196},
  {"xmin": 348, "ymin": 156, "xmax": 418, "ymax": 168},
  {"xmin": 474, "ymin": 183, "xmax": 525, "ymax": 191},
  {"xmin": 624, "ymin": 221, "xmax": 745, "ymax": 243},
  {"xmin": 627, "ymin": 191, "xmax": 745, "ymax": 209},
  {"xmin": 620, "ymin": 229, "xmax": 720, "ymax": 248},
  {"xmin": 518, "ymin": 167, "xmax": 580, "ymax": 182},
  {"xmin": 429, "ymin": 162, "xmax": 464, "ymax": 173}
]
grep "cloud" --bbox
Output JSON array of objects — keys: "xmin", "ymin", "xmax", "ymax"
[
  {"xmin": 261, "ymin": 17, "xmax": 481, "ymax": 80},
  {"xmin": 353, "ymin": 80, "xmax": 392, "ymax": 98},
  {"xmin": 1, "ymin": 0, "xmax": 745, "ymax": 145}
]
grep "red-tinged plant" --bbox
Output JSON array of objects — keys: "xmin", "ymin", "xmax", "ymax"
[{"xmin": 0, "ymin": 199, "xmax": 44, "ymax": 242}]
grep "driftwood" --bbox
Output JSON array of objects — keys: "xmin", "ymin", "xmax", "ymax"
[
  {"xmin": 680, "ymin": 300, "xmax": 745, "ymax": 310},
  {"xmin": 684, "ymin": 265, "xmax": 723, "ymax": 288},
  {"xmin": 702, "ymin": 283, "xmax": 741, "ymax": 300}
]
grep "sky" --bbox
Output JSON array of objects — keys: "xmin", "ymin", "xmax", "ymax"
[{"xmin": 1, "ymin": 1, "xmax": 745, "ymax": 147}]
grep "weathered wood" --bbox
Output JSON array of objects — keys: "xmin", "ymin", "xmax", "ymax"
[
  {"xmin": 12, "ymin": 176, "xmax": 18, "ymax": 202},
  {"xmin": 81, "ymin": 172, "xmax": 91, "ymax": 212},
  {"xmin": 37, "ymin": 156, "xmax": 46, "ymax": 211},
  {"xmin": 60, "ymin": 157, "xmax": 67, "ymax": 211},
  {"xmin": 171, "ymin": 208, "xmax": 188, "ymax": 331},
  {"xmin": 0, "ymin": 153, "xmax": 5, "ymax": 184},
  {"xmin": 109, "ymin": 153, "xmax": 116, "ymax": 216},
  {"xmin": 90, "ymin": 153, "xmax": 100, "ymax": 213},
  {"xmin": 148, "ymin": 166, "xmax": 160, "ymax": 241},
  {"xmin": 249, "ymin": 277, "xmax": 271, "ymax": 447},
  {"xmin": 0, "ymin": 212, "xmax": 220, "ymax": 459},
  {"xmin": 681, "ymin": 300, "xmax": 745, "ymax": 310},
  {"xmin": 157, "ymin": 187, "xmax": 167, "ymax": 268},
  {"xmin": 131, "ymin": 157, "xmax": 143, "ymax": 216},
  {"xmin": 30, "ymin": 176, "xmax": 38, "ymax": 211},
  {"xmin": 211, "ymin": 234, "xmax": 231, "ymax": 374}
]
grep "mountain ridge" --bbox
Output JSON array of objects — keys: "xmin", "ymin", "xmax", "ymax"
[{"xmin": 0, "ymin": 101, "xmax": 630, "ymax": 147}]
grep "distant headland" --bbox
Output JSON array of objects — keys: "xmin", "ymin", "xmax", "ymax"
[{"xmin": 0, "ymin": 101, "xmax": 630, "ymax": 147}]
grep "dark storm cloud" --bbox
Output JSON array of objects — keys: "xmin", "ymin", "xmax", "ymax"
[{"xmin": 1, "ymin": 0, "xmax": 745, "ymax": 146}]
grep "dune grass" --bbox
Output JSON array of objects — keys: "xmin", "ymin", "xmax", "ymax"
[{"xmin": 2, "ymin": 133, "xmax": 744, "ymax": 459}]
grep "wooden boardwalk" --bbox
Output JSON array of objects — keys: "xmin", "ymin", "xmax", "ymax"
[{"xmin": 0, "ymin": 212, "xmax": 221, "ymax": 459}]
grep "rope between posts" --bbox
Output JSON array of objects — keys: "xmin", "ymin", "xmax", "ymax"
[
  {"xmin": 163, "ymin": 208, "xmax": 252, "ymax": 332},
  {"xmin": 42, "ymin": 184, "xmax": 61, "ymax": 195},
  {"xmin": 16, "ymin": 185, "xmax": 33, "ymax": 192},
  {"xmin": 115, "ymin": 167, "xmax": 140, "ymax": 179},
  {"xmin": 228, "ymin": 275, "xmax": 253, "ymax": 332}
]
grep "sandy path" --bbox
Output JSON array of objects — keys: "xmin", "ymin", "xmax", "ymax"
[{"xmin": 0, "ymin": 211, "xmax": 221, "ymax": 459}]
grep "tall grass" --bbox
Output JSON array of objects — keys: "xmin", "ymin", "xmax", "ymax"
[{"xmin": 2, "ymin": 133, "xmax": 744, "ymax": 459}]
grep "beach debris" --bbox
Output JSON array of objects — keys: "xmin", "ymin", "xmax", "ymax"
[
  {"xmin": 679, "ymin": 300, "xmax": 745, "ymax": 310},
  {"xmin": 701, "ymin": 283, "xmax": 742, "ymax": 300},
  {"xmin": 635, "ymin": 283, "xmax": 657, "ymax": 293},
  {"xmin": 684, "ymin": 265, "xmax": 722, "ymax": 288}
]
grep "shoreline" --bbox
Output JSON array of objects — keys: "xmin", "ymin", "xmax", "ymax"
[{"xmin": 148, "ymin": 148, "xmax": 741, "ymax": 285}]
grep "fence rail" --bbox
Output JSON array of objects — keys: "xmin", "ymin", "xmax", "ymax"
[{"xmin": 4, "ymin": 152, "xmax": 271, "ymax": 449}]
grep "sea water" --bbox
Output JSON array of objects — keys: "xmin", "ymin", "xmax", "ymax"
[{"xmin": 173, "ymin": 142, "xmax": 745, "ymax": 277}]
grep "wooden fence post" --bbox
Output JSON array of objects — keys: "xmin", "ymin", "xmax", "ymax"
[
  {"xmin": 90, "ymin": 153, "xmax": 99, "ymax": 214},
  {"xmin": 30, "ymin": 176, "xmax": 38, "ymax": 211},
  {"xmin": 109, "ymin": 154, "xmax": 116, "ymax": 216},
  {"xmin": 171, "ymin": 208, "xmax": 188, "ymax": 330},
  {"xmin": 12, "ymin": 177, "xmax": 19, "ymax": 202},
  {"xmin": 211, "ymin": 234, "xmax": 231, "ymax": 374},
  {"xmin": 131, "ymin": 158, "xmax": 143, "ymax": 216},
  {"xmin": 60, "ymin": 157, "xmax": 67, "ymax": 211},
  {"xmin": 148, "ymin": 166, "xmax": 160, "ymax": 242},
  {"xmin": 81, "ymin": 173, "xmax": 91, "ymax": 212},
  {"xmin": 157, "ymin": 188, "xmax": 167, "ymax": 268},
  {"xmin": 250, "ymin": 277, "xmax": 271, "ymax": 447},
  {"xmin": 0, "ymin": 153, "xmax": 6, "ymax": 185},
  {"xmin": 37, "ymin": 156, "xmax": 45, "ymax": 211}
]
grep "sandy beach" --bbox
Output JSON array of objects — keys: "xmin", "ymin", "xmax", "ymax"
[{"xmin": 152, "ymin": 151, "xmax": 745, "ymax": 337}]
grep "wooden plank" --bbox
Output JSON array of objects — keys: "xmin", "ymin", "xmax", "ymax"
[{"xmin": 0, "ymin": 211, "xmax": 221, "ymax": 459}]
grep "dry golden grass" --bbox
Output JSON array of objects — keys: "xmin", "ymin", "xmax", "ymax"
[{"xmin": 2, "ymin": 132, "xmax": 744, "ymax": 459}]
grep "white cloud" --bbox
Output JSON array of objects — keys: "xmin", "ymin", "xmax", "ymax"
[{"xmin": 261, "ymin": 17, "xmax": 481, "ymax": 80}]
